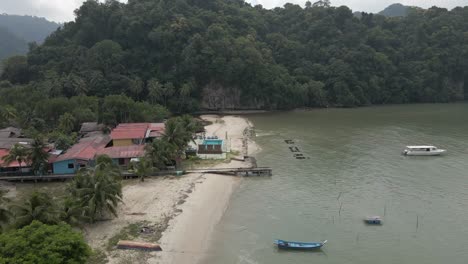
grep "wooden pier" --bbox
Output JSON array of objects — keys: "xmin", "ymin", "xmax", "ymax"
[
  {"xmin": 0, "ymin": 167, "xmax": 272, "ymax": 182},
  {"xmin": 185, "ymin": 167, "xmax": 272, "ymax": 177}
]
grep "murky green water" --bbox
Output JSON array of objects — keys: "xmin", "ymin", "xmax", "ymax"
[{"xmin": 203, "ymin": 104, "xmax": 468, "ymax": 264}]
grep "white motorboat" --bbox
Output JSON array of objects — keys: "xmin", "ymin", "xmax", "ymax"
[{"xmin": 403, "ymin": 146, "xmax": 446, "ymax": 156}]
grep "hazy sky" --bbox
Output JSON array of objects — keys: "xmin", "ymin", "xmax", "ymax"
[{"xmin": 0, "ymin": 0, "xmax": 467, "ymax": 22}]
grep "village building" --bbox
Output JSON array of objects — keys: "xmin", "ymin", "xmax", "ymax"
[
  {"xmin": 79, "ymin": 122, "xmax": 105, "ymax": 137},
  {"xmin": 96, "ymin": 145, "xmax": 145, "ymax": 168},
  {"xmin": 52, "ymin": 135, "xmax": 110, "ymax": 174},
  {"xmin": 188, "ymin": 135, "xmax": 228, "ymax": 160},
  {"xmin": 51, "ymin": 122, "xmax": 166, "ymax": 174},
  {"xmin": 0, "ymin": 127, "xmax": 22, "ymax": 139}
]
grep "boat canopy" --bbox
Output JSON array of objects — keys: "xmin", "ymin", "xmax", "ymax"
[{"xmin": 406, "ymin": 146, "xmax": 436, "ymax": 149}]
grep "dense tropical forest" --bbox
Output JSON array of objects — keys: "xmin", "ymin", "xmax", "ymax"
[
  {"xmin": 1, "ymin": 0, "xmax": 468, "ymax": 133},
  {"xmin": 0, "ymin": 14, "xmax": 60, "ymax": 61}
]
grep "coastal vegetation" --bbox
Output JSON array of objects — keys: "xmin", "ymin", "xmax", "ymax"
[
  {"xmin": 0, "ymin": 221, "xmax": 91, "ymax": 264},
  {"xmin": 0, "ymin": 114, "xmax": 200, "ymax": 261}
]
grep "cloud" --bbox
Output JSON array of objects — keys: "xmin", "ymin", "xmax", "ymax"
[
  {"xmin": 0, "ymin": 0, "xmax": 466, "ymax": 22},
  {"xmin": 0, "ymin": 0, "xmax": 85, "ymax": 22}
]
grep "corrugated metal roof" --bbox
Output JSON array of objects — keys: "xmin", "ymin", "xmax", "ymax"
[
  {"xmin": 54, "ymin": 135, "xmax": 111, "ymax": 163},
  {"xmin": 148, "ymin": 123, "xmax": 165, "ymax": 138},
  {"xmin": 0, "ymin": 138, "xmax": 33, "ymax": 149},
  {"xmin": 80, "ymin": 122, "xmax": 103, "ymax": 133},
  {"xmin": 0, "ymin": 132, "xmax": 12, "ymax": 138},
  {"xmin": 96, "ymin": 145, "xmax": 145, "ymax": 159},
  {"xmin": 0, "ymin": 127, "xmax": 21, "ymax": 138},
  {"xmin": 111, "ymin": 123, "xmax": 150, "ymax": 140}
]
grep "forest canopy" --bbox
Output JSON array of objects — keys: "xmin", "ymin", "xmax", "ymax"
[{"xmin": 1, "ymin": 0, "xmax": 468, "ymax": 125}]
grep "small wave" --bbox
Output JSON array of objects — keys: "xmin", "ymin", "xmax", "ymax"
[{"xmin": 255, "ymin": 131, "xmax": 276, "ymax": 137}]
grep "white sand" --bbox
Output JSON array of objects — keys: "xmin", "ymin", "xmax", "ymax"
[{"xmin": 85, "ymin": 115, "xmax": 258, "ymax": 264}]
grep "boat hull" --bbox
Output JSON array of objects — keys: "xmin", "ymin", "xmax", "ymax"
[
  {"xmin": 364, "ymin": 219, "xmax": 382, "ymax": 225},
  {"xmin": 274, "ymin": 239, "xmax": 327, "ymax": 250},
  {"xmin": 404, "ymin": 150, "xmax": 446, "ymax": 156}
]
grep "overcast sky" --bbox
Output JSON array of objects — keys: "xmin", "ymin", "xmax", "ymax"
[{"xmin": 0, "ymin": 0, "xmax": 467, "ymax": 22}]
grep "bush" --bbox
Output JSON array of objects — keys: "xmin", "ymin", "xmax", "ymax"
[{"xmin": 0, "ymin": 221, "xmax": 91, "ymax": 264}]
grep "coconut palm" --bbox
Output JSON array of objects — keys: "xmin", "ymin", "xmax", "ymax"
[
  {"xmin": 145, "ymin": 139, "xmax": 176, "ymax": 170},
  {"xmin": 69, "ymin": 166, "xmax": 123, "ymax": 223},
  {"xmin": 11, "ymin": 191, "xmax": 60, "ymax": 228},
  {"xmin": 60, "ymin": 197, "xmax": 89, "ymax": 228},
  {"xmin": 0, "ymin": 105, "xmax": 17, "ymax": 124},
  {"xmin": 1, "ymin": 144, "xmax": 29, "ymax": 174},
  {"xmin": 28, "ymin": 137, "xmax": 49, "ymax": 175},
  {"xmin": 58, "ymin": 112, "xmax": 76, "ymax": 134},
  {"xmin": 163, "ymin": 117, "xmax": 195, "ymax": 168},
  {"xmin": 135, "ymin": 157, "xmax": 152, "ymax": 182}
]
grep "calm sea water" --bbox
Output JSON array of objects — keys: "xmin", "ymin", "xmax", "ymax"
[{"xmin": 202, "ymin": 104, "xmax": 468, "ymax": 264}]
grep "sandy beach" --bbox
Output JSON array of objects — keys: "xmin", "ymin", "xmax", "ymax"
[{"xmin": 84, "ymin": 115, "xmax": 258, "ymax": 263}]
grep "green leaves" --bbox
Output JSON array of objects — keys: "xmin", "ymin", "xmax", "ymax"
[
  {"xmin": 68, "ymin": 160, "xmax": 123, "ymax": 223},
  {"xmin": 0, "ymin": 221, "xmax": 91, "ymax": 264},
  {"xmin": 11, "ymin": 191, "xmax": 60, "ymax": 228},
  {"xmin": 1, "ymin": 0, "xmax": 468, "ymax": 119}
]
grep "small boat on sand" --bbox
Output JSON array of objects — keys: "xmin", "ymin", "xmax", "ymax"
[
  {"xmin": 274, "ymin": 239, "xmax": 327, "ymax": 250},
  {"xmin": 403, "ymin": 146, "xmax": 446, "ymax": 156},
  {"xmin": 364, "ymin": 216, "xmax": 383, "ymax": 225}
]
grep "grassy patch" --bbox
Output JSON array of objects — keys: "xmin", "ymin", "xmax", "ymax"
[
  {"xmin": 107, "ymin": 221, "xmax": 150, "ymax": 251},
  {"xmin": 182, "ymin": 158, "xmax": 226, "ymax": 170},
  {"xmin": 230, "ymin": 150, "xmax": 241, "ymax": 156},
  {"xmin": 87, "ymin": 249, "xmax": 108, "ymax": 264}
]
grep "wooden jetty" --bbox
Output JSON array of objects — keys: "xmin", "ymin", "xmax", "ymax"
[
  {"xmin": 186, "ymin": 167, "xmax": 272, "ymax": 177},
  {"xmin": 0, "ymin": 167, "xmax": 272, "ymax": 182}
]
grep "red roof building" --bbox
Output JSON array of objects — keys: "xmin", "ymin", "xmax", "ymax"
[
  {"xmin": 96, "ymin": 145, "xmax": 145, "ymax": 159},
  {"xmin": 110, "ymin": 123, "xmax": 165, "ymax": 146},
  {"xmin": 54, "ymin": 135, "xmax": 111, "ymax": 163}
]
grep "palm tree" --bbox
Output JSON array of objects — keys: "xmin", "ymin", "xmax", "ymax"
[
  {"xmin": 11, "ymin": 191, "xmax": 60, "ymax": 228},
  {"xmin": 145, "ymin": 139, "xmax": 176, "ymax": 170},
  {"xmin": 60, "ymin": 197, "xmax": 89, "ymax": 228},
  {"xmin": 2, "ymin": 144, "xmax": 29, "ymax": 174},
  {"xmin": 69, "ymin": 166, "xmax": 123, "ymax": 223},
  {"xmin": 0, "ymin": 189, "xmax": 12, "ymax": 232},
  {"xmin": 163, "ymin": 117, "xmax": 193, "ymax": 169},
  {"xmin": 28, "ymin": 137, "xmax": 49, "ymax": 175},
  {"xmin": 135, "ymin": 157, "xmax": 152, "ymax": 182},
  {"xmin": 0, "ymin": 105, "xmax": 17, "ymax": 124},
  {"xmin": 58, "ymin": 113, "xmax": 76, "ymax": 134}
]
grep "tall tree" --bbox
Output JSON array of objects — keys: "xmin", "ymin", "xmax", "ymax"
[
  {"xmin": 68, "ymin": 161, "xmax": 122, "ymax": 223},
  {"xmin": 145, "ymin": 139, "xmax": 177, "ymax": 170},
  {"xmin": 58, "ymin": 113, "xmax": 77, "ymax": 133},
  {"xmin": 135, "ymin": 157, "xmax": 152, "ymax": 182},
  {"xmin": 1, "ymin": 144, "xmax": 29, "ymax": 174},
  {"xmin": 28, "ymin": 137, "xmax": 50, "ymax": 175},
  {"xmin": 11, "ymin": 191, "xmax": 60, "ymax": 228}
]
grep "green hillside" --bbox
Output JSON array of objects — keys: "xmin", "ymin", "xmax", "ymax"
[{"xmin": 0, "ymin": 0, "xmax": 467, "ymax": 131}]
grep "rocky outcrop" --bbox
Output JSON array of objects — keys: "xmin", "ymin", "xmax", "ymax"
[{"xmin": 200, "ymin": 82, "xmax": 265, "ymax": 110}]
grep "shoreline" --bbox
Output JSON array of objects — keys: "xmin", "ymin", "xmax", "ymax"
[
  {"xmin": 155, "ymin": 115, "xmax": 259, "ymax": 264},
  {"xmin": 82, "ymin": 115, "xmax": 259, "ymax": 263}
]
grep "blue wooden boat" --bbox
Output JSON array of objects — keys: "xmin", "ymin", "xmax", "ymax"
[
  {"xmin": 364, "ymin": 216, "xmax": 383, "ymax": 225},
  {"xmin": 274, "ymin": 239, "xmax": 327, "ymax": 250}
]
